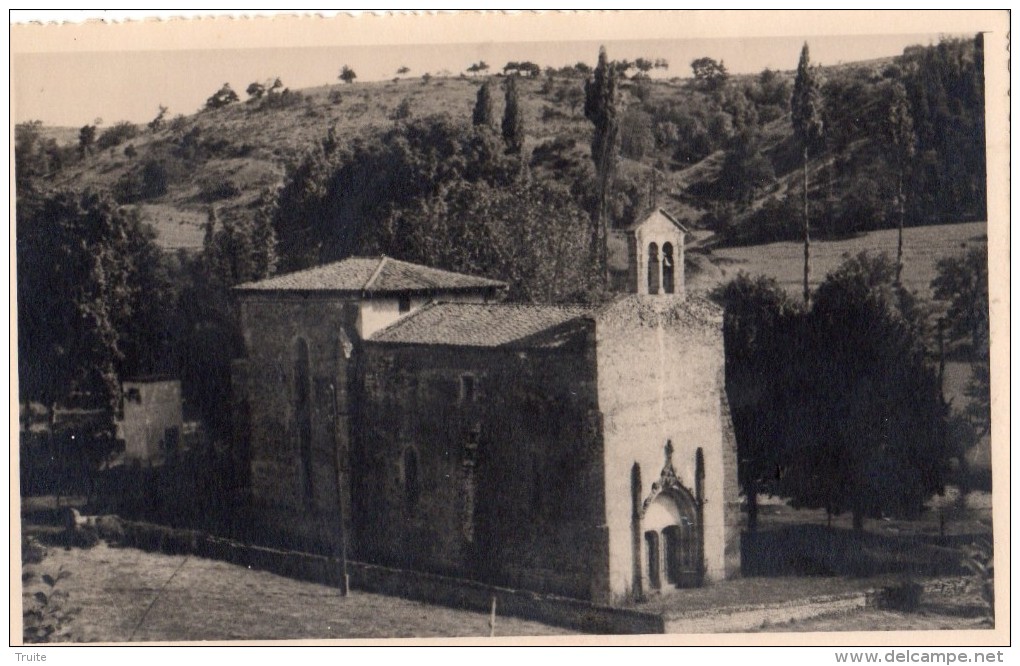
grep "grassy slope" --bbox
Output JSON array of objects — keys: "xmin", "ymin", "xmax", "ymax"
[
  {"xmin": 41, "ymin": 58, "xmax": 906, "ymax": 250},
  {"xmin": 687, "ymin": 221, "xmax": 988, "ymax": 300}
]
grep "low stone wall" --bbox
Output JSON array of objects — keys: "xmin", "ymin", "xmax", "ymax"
[
  {"xmin": 106, "ymin": 519, "xmax": 966, "ymax": 635},
  {"xmin": 115, "ymin": 519, "xmax": 663, "ymax": 635},
  {"xmin": 663, "ymin": 592, "xmax": 870, "ymax": 633}
]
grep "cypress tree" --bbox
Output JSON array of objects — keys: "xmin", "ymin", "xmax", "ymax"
[
  {"xmin": 791, "ymin": 42, "xmax": 825, "ymax": 306},
  {"xmin": 473, "ymin": 79, "xmax": 495, "ymax": 128},
  {"xmin": 584, "ymin": 46, "xmax": 620, "ymax": 286},
  {"xmin": 501, "ymin": 75, "xmax": 524, "ymax": 154}
]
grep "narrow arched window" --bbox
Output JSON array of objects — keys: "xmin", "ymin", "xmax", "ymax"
[
  {"xmin": 647, "ymin": 243, "xmax": 660, "ymax": 294},
  {"xmin": 294, "ymin": 338, "xmax": 313, "ymax": 503},
  {"xmin": 662, "ymin": 242, "xmax": 675, "ymax": 294},
  {"xmin": 404, "ymin": 447, "xmax": 420, "ymax": 514}
]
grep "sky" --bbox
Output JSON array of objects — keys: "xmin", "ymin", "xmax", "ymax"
[{"xmin": 10, "ymin": 11, "xmax": 989, "ymax": 127}]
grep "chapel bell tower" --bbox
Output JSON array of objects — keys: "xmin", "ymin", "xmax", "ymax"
[{"xmin": 625, "ymin": 208, "xmax": 688, "ymax": 297}]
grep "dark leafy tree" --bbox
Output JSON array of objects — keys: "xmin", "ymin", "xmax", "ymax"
[
  {"xmin": 380, "ymin": 179, "xmax": 599, "ymax": 303},
  {"xmin": 205, "ymin": 83, "xmax": 239, "ymax": 110},
  {"xmin": 785, "ymin": 253, "xmax": 951, "ymax": 531},
  {"xmin": 273, "ymin": 116, "xmax": 518, "ymax": 272},
  {"xmin": 246, "ymin": 81, "xmax": 266, "ymax": 99},
  {"xmin": 932, "ymin": 246, "xmax": 990, "ymax": 493},
  {"xmin": 791, "ymin": 42, "xmax": 825, "ymax": 305},
  {"xmin": 691, "ymin": 57, "xmax": 729, "ymax": 90},
  {"xmin": 473, "ymin": 79, "xmax": 496, "ymax": 128},
  {"xmin": 584, "ymin": 46, "xmax": 621, "ymax": 286},
  {"xmin": 504, "ymin": 61, "xmax": 541, "ymax": 77},
  {"xmin": 901, "ymin": 35, "xmax": 986, "ymax": 224},
  {"xmin": 177, "ymin": 197, "xmax": 278, "ymax": 440},
  {"xmin": 391, "ymin": 98, "xmax": 412, "ymax": 121},
  {"xmin": 714, "ymin": 273, "xmax": 801, "ymax": 531},
  {"xmin": 501, "ymin": 76, "xmax": 525, "ymax": 155},
  {"xmin": 717, "ymin": 129, "xmax": 775, "ymax": 205},
  {"xmin": 78, "ymin": 124, "xmax": 97, "ymax": 158},
  {"xmin": 573, "ymin": 62, "xmax": 593, "ymax": 77},
  {"xmin": 555, "ymin": 85, "xmax": 585, "ymax": 115},
  {"xmin": 15, "ymin": 121, "xmax": 66, "ymax": 194},
  {"xmin": 17, "ymin": 189, "xmax": 172, "ymax": 482},
  {"xmin": 467, "ymin": 60, "xmax": 490, "ymax": 76},
  {"xmin": 620, "ymin": 109, "xmax": 655, "ymax": 160},
  {"xmin": 148, "ymin": 105, "xmax": 168, "ymax": 132},
  {"xmin": 339, "ymin": 65, "xmax": 357, "ymax": 84},
  {"xmin": 932, "ymin": 246, "xmax": 989, "ymax": 361},
  {"xmin": 96, "ymin": 121, "xmax": 139, "ymax": 151}
]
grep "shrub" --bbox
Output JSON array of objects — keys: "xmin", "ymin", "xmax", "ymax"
[
  {"xmin": 168, "ymin": 114, "xmax": 188, "ymax": 133},
  {"xmin": 96, "ymin": 121, "xmax": 140, "ymax": 151},
  {"xmin": 877, "ymin": 581, "xmax": 925, "ymax": 612},
  {"xmin": 391, "ymin": 98, "xmax": 412, "ymax": 121},
  {"xmin": 260, "ymin": 88, "xmax": 304, "ymax": 111}
]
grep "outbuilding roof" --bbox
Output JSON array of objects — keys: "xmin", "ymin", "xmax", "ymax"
[
  {"xmin": 234, "ymin": 256, "xmax": 507, "ymax": 295},
  {"xmin": 369, "ymin": 301, "xmax": 594, "ymax": 348}
]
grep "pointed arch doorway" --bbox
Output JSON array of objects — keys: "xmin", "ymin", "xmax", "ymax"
[
  {"xmin": 643, "ymin": 490, "xmax": 702, "ymax": 589},
  {"xmin": 638, "ymin": 441, "xmax": 704, "ymax": 592}
]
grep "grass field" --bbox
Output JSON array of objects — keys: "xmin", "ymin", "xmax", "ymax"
[
  {"xmin": 688, "ymin": 221, "xmax": 988, "ymax": 300},
  {"xmin": 21, "ymin": 538, "xmax": 572, "ymax": 642},
  {"xmin": 21, "ymin": 491, "xmax": 992, "ymax": 642}
]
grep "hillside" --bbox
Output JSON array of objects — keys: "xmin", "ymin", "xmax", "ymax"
[
  {"xmin": 18, "ymin": 33, "xmax": 984, "ymax": 262},
  {"xmin": 11, "ymin": 61, "xmax": 870, "ymax": 250}
]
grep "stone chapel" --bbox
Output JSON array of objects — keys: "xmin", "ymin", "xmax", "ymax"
[{"xmin": 231, "ymin": 208, "xmax": 740, "ymax": 605}]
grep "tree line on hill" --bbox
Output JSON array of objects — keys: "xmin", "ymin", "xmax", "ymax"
[{"xmin": 703, "ymin": 35, "xmax": 986, "ymax": 247}]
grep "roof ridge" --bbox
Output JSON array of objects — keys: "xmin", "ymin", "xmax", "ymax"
[
  {"xmin": 363, "ymin": 255, "xmax": 388, "ymax": 292},
  {"xmin": 432, "ymin": 300, "xmax": 592, "ymax": 310}
]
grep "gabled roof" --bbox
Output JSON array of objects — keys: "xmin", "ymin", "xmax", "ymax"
[
  {"xmin": 369, "ymin": 302, "xmax": 594, "ymax": 348},
  {"xmin": 623, "ymin": 208, "xmax": 690, "ymax": 233},
  {"xmin": 235, "ymin": 256, "xmax": 507, "ymax": 295}
]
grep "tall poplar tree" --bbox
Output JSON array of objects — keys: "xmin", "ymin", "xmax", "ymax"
[
  {"xmin": 791, "ymin": 43, "xmax": 825, "ymax": 306},
  {"xmin": 473, "ymin": 79, "xmax": 496, "ymax": 128},
  {"xmin": 501, "ymin": 75, "xmax": 524, "ymax": 155},
  {"xmin": 584, "ymin": 46, "xmax": 620, "ymax": 286},
  {"xmin": 885, "ymin": 83, "xmax": 915, "ymax": 286}
]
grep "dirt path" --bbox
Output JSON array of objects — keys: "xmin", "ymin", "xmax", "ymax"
[{"xmin": 22, "ymin": 542, "xmax": 573, "ymax": 642}]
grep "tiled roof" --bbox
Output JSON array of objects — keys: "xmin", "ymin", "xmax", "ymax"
[
  {"xmin": 623, "ymin": 207, "xmax": 690, "ymax": 233},
  {"xmin": 235, "ymin": 256, "xmax": 506, "ymax": 294},
  {"xmin": 369, "ymin": 302, "xmax": 594, "ymax": 348}
]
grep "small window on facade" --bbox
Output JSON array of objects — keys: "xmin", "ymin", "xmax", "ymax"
[
  {"xmin": 460, "ymin": 375, "xmax": 476, "ymax": 403},
  {"xmin": 398, "ymin": 296, "xmax": 411, "ymax": 314}
]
